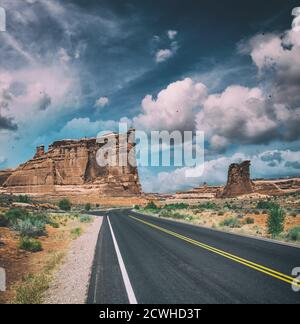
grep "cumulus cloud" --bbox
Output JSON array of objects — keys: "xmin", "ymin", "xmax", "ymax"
[
  {"xmin": 196, "ymin": 85, "xmax": 278, "ymax": 149},
  {"xmin": 94, "ymin": 96, "xmax": 109, "ymax": 108},
  {"xmin": 133, "ymin": 78, "xmax": 207, "ymax": 132}
]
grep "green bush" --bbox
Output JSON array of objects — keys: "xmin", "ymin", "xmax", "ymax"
[
  {"xmin": 17, "ymin": 195, "xmax": 31, "ymax": 204},
  {"xmin": 18, "ymin": 237, "xmax": 42, "ymax": 252},
  {"xmin": 267, "ymin": 205, "xmax": 285, "ymax": 237},
  {"xmin": 224, "ymin": 202, "xmax": 239, "ymax": 210},
  {"xmin": 219, "ymin": 217, "xmax": 241, "ymax": 228},
  {"xmin": 134, "ymin": 205, "xmax": 140, "ymax": 210},
  {"xmin": 256, "ymin": 200, "xmax": 278, "ymax": 210},
  {"xmin": 70, "ymin": 227, "xmax": 82, "ymax": 239},
  {"xmin": 84, "ymin": 203, "xmax": 91, "ymax": 212},
  {"xmin": 287, "ymin": 226, "xmax": 300, "ymax": 241},
  {"xmin": 4, "ymin": 208, "xmax": 29, "ymax": 225},
  {"xmin": 79, "ymin": 215, "xmax": 92, "ymax": 223},
  {"xmin": 164, "ymin": 203, "xmax": 189, "ymax": 210},
  {"xmin": 58, "ymin": 199, "xmax": 71, "ymax": 211},
  {"xmin": 13, "ymin": 219, "xmax": 46, "ymax": 237},
  {"xmin": 244, "ymin": 217, "xmax": 255, "ymax": 225},
  {"xmin": 49, "ymin": 222, "xmax": 60, "ymax": 229},
  {"xmin": 145, "ymin": 202, "xmax": 159, "ymax": 210},
  {"xmin": 198, "ymin": 202, "xmax": 218, "ymax": 210}
]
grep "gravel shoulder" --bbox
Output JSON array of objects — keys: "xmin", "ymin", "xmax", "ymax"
[{"xmin": 43, "ymin": 216, "xmax": 103, "ymax": 304}]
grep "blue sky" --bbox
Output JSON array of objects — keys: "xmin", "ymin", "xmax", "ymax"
[{"xmin": 0, "ymin": 0, "xmax": 300, "ymax": 192}]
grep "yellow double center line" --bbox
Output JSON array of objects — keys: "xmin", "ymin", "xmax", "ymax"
[{"xmin": 129, "ymin": 215, "xmax": 300, "ymax": 288}]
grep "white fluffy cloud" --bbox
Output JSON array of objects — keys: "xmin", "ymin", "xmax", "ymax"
[
  {"xmin": 94, "ymin": 96, "xmax": 109, "ymax": 108},
  {"xmin": 133, "ymin": 78, "xmax": 207, "ymax": 132},
  {"xmin": 196, "ymin": 85, "xmax": 278, "ymax": 148}
]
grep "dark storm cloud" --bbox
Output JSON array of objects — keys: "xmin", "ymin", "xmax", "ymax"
[
  {"xmin": 285, "ymin": 161, "xmax": 300, "ymax": 169},
  {"xmin": 261, "ymin": 151, "xmax": 283, "ymax": 163},
  {"xmin": 38, "ymin": 92, "xmax": 52, "ymax": 111},
  {"xmin": 0, "ymin": 115, "xmax": 18, "ymax": 131}
]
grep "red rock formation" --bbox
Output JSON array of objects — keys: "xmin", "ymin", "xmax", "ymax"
[
  {"xmin": 218, "ymin": 161, "xmax": 254, "ymax": 198},
  {"xmin": 1, "ymin": 129, "xmax": 142, "ymax": 198}
]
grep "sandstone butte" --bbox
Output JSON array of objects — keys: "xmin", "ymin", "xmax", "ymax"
[{"xmin": 0, "ymin": 129, "xmax": 145, "ymax": 205}]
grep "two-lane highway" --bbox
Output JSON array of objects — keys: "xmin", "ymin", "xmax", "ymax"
[{"xmin": 87, "ymin": 209, "xmax": 300, "ymax": 304}]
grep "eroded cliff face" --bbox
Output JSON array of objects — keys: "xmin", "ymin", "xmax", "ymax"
[{"xmin": 1, "ymin": 130, "xmax": 142, "ymax": 197}]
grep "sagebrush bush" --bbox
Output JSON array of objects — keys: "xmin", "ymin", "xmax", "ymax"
[
  {"xmin": 18, "ymin": 237, "xmax": 42, "ymax": 252},
  {"xmin": 79, "ymin": 215, "xmax": 92, "ymax": 223},
  {"xmin": 58, "ymin": 198, "xmax": 72, "ymax": 211},
  {"xmin": 287, "ymin": 226, "xmax": 300, "ymax": 241},
  {"xmin": 267, "ymin": 205, "xmax": 285, "ymax": 237},
  {"xmin": 4, "ymin": 208, "xmax": 29, "ymax": 225},
  {"xmin": 219, "ymin": 217, "xmax": 241, "ymax": 228},
  {"xmin": 13, "ymin": 219, "xmax": 46, "ymax": 237}
]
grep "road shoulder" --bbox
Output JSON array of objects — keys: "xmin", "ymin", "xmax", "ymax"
[{"xmin": 43, "ymin": 216, "xmax": 103, "ymax": 304}]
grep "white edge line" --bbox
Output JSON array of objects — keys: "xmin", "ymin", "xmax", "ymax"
[{"xmin": 107, "ymin": 216, "xmax": 138, "ymax": 304}]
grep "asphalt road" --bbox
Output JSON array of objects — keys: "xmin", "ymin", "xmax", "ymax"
[{"xmin": 87, "ymin": 209, "xmax": 300, "ymax": 304}]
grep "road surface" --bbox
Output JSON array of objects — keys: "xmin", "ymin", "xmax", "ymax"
[{"xmin": 87, "ymin": 209, "xmax": 300, "ymax": 304}]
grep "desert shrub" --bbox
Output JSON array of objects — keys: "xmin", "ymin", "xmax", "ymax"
[
  {"xmin": 0, "ymin": 214, "xmax": 9, "ymax": 227},
  {"xmin": 17, "ymin": 195, "xmax": 31, "ymax": 204},
  {"xmin": 267, "ymin": 205, "xmax": 285, "ymax": 237},
  {"xmin": 159, "ymin": 209, "xmax": 171, "ymax": 217},
  {"xmin": 289, "ymin": 212, "xmax": 298, "ymax": 217},
  {"xmin": 58, "ymin": 199, "xmax": 71, "ymax": 211},
  {"xmin": 218, "ymin": 211, "xmax": 225, "ymax": 216},
  {"xmin": 237, "ymin": 214, "xmax": 244, "ymax": 219},
  {"xmin": 70, "ymin": 227, "xmax": 82, "ymax": 239},
  {"xmin": 224, "ymin": 202, "xmax": 239, "ymax": 210},
  {"xmin": 254, "ymin": 210, "xmax": 261, "ymax": 215},
  {"xmin": 145, "ymin": 202, "xmax": 159, "ymax": 210},
  {"xmin": 256, "ymin": 200, "xmax": 278, "ymax": 210},
  {"xmin": 4, "ymin": 208, "xmax": 29, "ymax": 225},
  {"xmin": 244, "ymin": 217, "xmax": 255, "ymax": 225},
  {"xmin": 164, "ymin": 203, "xmax": 189, "ymax": 210},
  {"xmin": 134, "ymin": 205, "xmax": 140, "ymax": 210},
  {"xmin": 198, "ymin": 202, "xmax": 218, "ymax": 210},
  {"xmin": 18, "ymin": 237, "xmax": 42, "ymax": 252},
  {"xmin": 171, "ymin": 212, "xmax": 187, "ymax": 220},
  {"xmin": 287, "ymin": 227, "xmax": 300, "ymax": 241},
  {"xmin": 84, "ymin": 203, "xmax": 91, "ymax": 212},
  {"xmin": 219, "ymin": 217, "xmax": 241, "ymax": 228},
  {"xmin": 13, "ymin": 219, "xmax": 46, "ymax": 237},
  {"xmin": 79, "ymin": 215, "xmax": 92, "ymax": 223},
  {"xmin": 14, "ymin": 273, "xmax": 49, "ymax": 304},
  {"xmin": 49, "ymin": 222, "xmax": 59, "ymax": 228}
]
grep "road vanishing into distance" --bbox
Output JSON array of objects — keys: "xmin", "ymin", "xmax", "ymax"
[{"xmin": 87, "ymin": 209, "xmax": 300, "ymax": 304}]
